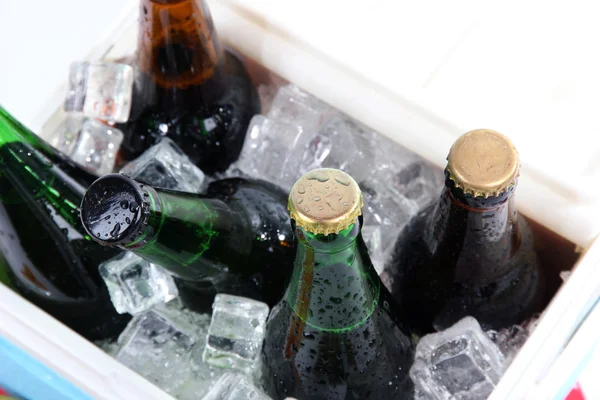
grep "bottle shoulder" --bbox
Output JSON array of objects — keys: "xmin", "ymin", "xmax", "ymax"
[
  {"xmin": 206, "ymin": 177, "xmax": 291, "ymax": 235},
  {"xmin": 121, "ymin": 51, "xmax": 260, "ymax": 174}
]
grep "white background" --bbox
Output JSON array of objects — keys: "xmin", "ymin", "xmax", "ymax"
[{"xmin": 0, "ymin": 0, "xmax": 136, "ymax": 125}]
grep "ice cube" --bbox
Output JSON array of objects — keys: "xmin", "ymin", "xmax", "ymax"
[
  {"xmin": 258, "ymin": 84, "xmax": 278, "ymax": 115},
  {"xmin": 175, "ymin": 367, "xmax": 224, "ymax": 400},
  {"xmin": 64, "ymin": 61, "xmax": 134, "ymax": 123},
  {"xmin": 387, "ymin": 160, "xmax": 442, "ymax": 208},
  {"xmin": 202, "ymin": 294, "xmax": 269, "ymax": 372},
  {"xmin": 486, "ymin": 314, "xmax": 539, "ymax": 369},
  {"xmin": 94, "ymin": 339, "xmax": 120, "ymax": 356},
  {"xmin": 52, "ymin": 115, "xmax": 123, "ymax": 175},
  {"xmin": 318, "ymin": 115, "xmax": 380, "ymax": 183},
  {"xmin": 120, "ymin": 138, "xmax": 205, "ymax": 193},
  {"xmin": 267, "ymin": 84, "xmax": 334, "ymax": 133},
  {"xmin": 195, "ymin": 372, "xmax": 271, "ymax": 400},
  {"xmin": 115, "ymin": 305, "xmax": 211, "ymax": 395},
  {"xmin": 99, "ymin": 252, "xmax": 178, "ymax": 315},
  {"xmin": 233, "ymin": 115, "xmax": 305, "ymax": 188},
  {"xmin": 410, "ymin": 316, "xmax": 505, "ymax": 400},
  {"xmin": 48, "ymin": 114, "xmax": 81, "ymax": 155}
]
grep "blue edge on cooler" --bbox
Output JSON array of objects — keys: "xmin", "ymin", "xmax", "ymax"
[{"xmin": 0, "ymin": 335, "xmax": 92, "ymax": 400}]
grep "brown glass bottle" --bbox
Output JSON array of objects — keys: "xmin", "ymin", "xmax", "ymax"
[
  {"xmin": 386, "ymin": 129, "xmax": 545, "ymax": 334},
  {"xmin": 118, "ymin": 0, "xmax": 260, "ymax": 174}
]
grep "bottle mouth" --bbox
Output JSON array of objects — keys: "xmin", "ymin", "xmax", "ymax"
[{"xmin": 80, "ymin": 174, "xmax": 147, "ymax": 246}]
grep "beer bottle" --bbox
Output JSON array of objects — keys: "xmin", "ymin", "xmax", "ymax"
[
  {"xmin": 387, "ymin": 129, "xmax": 544, "ymax": 334},
  {"xmin": 262, "ymin": 168, "xmax": 414, "ymax": 400},
  {"xmin": 118, "ymin": 0, "xmax": 260, "ymax": 175},
  {"xmin": 80, "ymin": 173, "xmax": 294, "ymax": 308},
  {"xmin": 0, "ymin": 106, "xmax": 130, "ymax": 340}
]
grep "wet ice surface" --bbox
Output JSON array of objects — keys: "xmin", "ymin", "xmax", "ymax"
[
  {"xmin": 411, "ymin": 316, "xmax": 505, "ymax": 400},
  {"xmin": 114, "ymin": 300, "xmax": 208, "ymax": 396},
  {"xmin": 105, "ymin": 295, "xmax": 270, "ymax": 399},
  {"xmin": 51, "ymin": 115, "xmax": 123, "ymax": 175},
  {"xmin": 99, "ymin": 251, "xmax": 178, "ymax": 315},
  {"xmin": 120, "ymin": 138, "xmax": 205, "ymax": 193},
  {"xmin": 486, "ymin": 314, "xmax": 540, "ymax": 369},
  {"xmin": 198, "ymin": 372, "xmax": 271, "ymax": 400},
  {"xmin": 203, "ymin": 294, "xmax": 270, "ymax": 372},
  {"xmin": 64, "ymin": 61, "xmax": 134, "ymax": 123},
  {"xmin": 233, "ymin": 84, "xmax": 442, "ymax": 271},
  {"xmin": 266, "ymin": 84, "xmax": 334, "ymax": 134}
]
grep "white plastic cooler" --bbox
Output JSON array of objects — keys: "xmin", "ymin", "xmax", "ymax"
[{"xmin": 2, "ymin": 1, "xmax": 600, "ymax": 399}]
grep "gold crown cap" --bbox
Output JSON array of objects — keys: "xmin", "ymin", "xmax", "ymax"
[
  {"xmin": 288, "ymin": 168, "xmax": 363, "ymax": 235},
  {"xmin": 447, "ymin": 129, "xmax": 520, "ymax": 198}
]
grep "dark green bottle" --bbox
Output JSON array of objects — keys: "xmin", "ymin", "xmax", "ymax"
[
  {"xmin": 0, "ymin": 106, "xmax": 130, "ymax": 340},
  {"xmin": 386, "ymin": 129, "xmax": 544, "ymax": 334},
  {"xmin": 262, "ymin": 168, "xmax": 414, "ymax": 400},
  {"xmin": 80, "ymin": 173, "xmax": 295, "ymax": 309}
]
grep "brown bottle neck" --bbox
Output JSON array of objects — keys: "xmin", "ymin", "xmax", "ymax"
[
  {"xmin": 427, "ymin": 180, "xmax": 521, "ymax": 285},
  {"xmin": 136, "ymin": 0, "xmax": 223, "ymax": 89}
]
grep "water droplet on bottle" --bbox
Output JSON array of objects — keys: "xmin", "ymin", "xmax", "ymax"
[
  {"xmin": 312, "ymin": 196, "xmax": 321, "ymax": 201},
  {"xmin": 303, "ymin": 332, "xmax": 315, "ymax": 339},
  {"xmin": 304, "ymin": 205, "xmax": 310, "ymax": 212},
  {"xmin": 297, "ymin": 197, "xmax": 303, "ymax": 204},
  {"xmin": 129, "ymin": 202, "xmax": 139, "ymax": 212},
  {"xmin": 110, "ymin": 223, "xmax": 121, "ymax": 238},
  {"xmin": 120, "ymin": 200, "xmax": 129, "ymax": 209},
  {"xmin": 297, "ymin": 184, "xmax": 306, "ymax": 194},
  {"xmin": 343, "ymin": 202, "xmax": 349, "ymax": 207},
  {"xmin": 126, "ymin": 217, "xmax": 131, "ymax": 224},
  {"xmin": 104, "ymin": 215, "xmax": 111, "ymax": 220}
]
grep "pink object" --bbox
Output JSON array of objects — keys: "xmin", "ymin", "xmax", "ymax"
[{"xmin": 565, "ymin": 383, "xmax": 586, "ymax": 400}]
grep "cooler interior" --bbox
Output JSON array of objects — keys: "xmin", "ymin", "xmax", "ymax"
[{"xmin": 0, "ymin": 2, "xmax": 596, "ymax": 400}]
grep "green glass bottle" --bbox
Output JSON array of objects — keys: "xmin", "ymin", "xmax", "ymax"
[
  {"xmin": 386, "ymin": 129, "xmax": 545, "ymax": 334},
  {"xmin": 0, "ymin": 108, "xmax": 101, "ymax": 188},
  {"xmin": 80, "ymin": 173, "xmax": 295, "ymax": 308},
  {"xmin": 0, "ymin": 106, "xmax": 130, "ymax": 340},
  {"xmin": 262, "ymin": 168, "xmax": 415, "ymax": 400}
]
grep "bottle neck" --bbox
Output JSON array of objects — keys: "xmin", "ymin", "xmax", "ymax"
[
  {"xmin": 82, "ymin": 176, "xmax": 253, "ymax": 281},
  {"xmin": 0, "ymin": 106, "xmax": 53, "ymax": 150},
  {"xmin": 285, "ymin": 220, "xmax": 381, "ymax": 333},
  {"xmin": 136, "ymin": 0, "xmax": 223, "ymax": 89},
  {"xmin": 0, "ymin": 106, "xmax": 98, "ymax": 187},
  {"xmin": 0, "ymin": 107, "xmax": 86, "ymax": 228},
  {"xmin": 428, "ymin": 178, "xmax": 521, "ymax": 284}
]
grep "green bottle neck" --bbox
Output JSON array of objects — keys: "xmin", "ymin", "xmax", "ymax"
[
  {"xmin": 0, "ymin": 106, "xmax": 85, "ymax": 229},
  {"xmin": 286, "ymin": 220, "xmax": 381, "ymax": 333},
  {"xmin": 81, "ymin": 174, "xmax": 253, "ymax": 281},
  {"xmin": 1, "ymin": 106, "xmax": 53, "ymax": 151}
]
